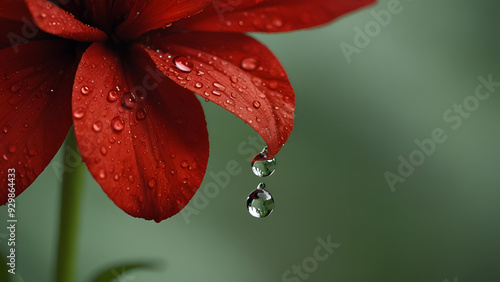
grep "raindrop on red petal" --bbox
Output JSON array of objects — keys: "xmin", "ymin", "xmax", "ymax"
[
  {"xmin": 121, "ymin": 92, "xmax": 137, "ymax": 109},
  {"xmin": 92, "ymin": 121, "xmax": 103, "ymax": 132},
  {"xmin": 81, "ymin": 86, "xmax": 91, "ymax": 95},
  {"xmin": 73, "ymin": 107, "xmax": 85, "ymax": 119},
  {"xmin": 253, "ymin": 100, "xmax": 261, "ymax": 109},
  {"xmin": 173, "ymin": 56, "xmax": 193, "ymax": 73},
  {"xmin": 241, "ymin": 58, "xmax": 258, "ymax": 71},
  {"xmin": 107, "ymin": 90, "xmax": 118, "ymax": 102},
  {"xmin": 181, "ymin": 160, "xmax": 189, "ymax": 168},
  {"xmin": 98, "ymin": 169, "xmax": 106, "ymax": 179},
  {"xmin": 136, "ymin": 108, "xmax": 146, "ymax": 120},
  {"xmin": 111, "ymin": 116, "xmax": 124, "ymax": 132}
]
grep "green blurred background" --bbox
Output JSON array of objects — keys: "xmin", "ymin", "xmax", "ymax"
[{"xmin": 2, "ymin": 0, "xmax": 500, "ymax": 281}]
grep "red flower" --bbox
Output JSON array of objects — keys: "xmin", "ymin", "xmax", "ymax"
[{"xmin": 0, "ymin": 0, "xmax": 374, "ymax": 222}]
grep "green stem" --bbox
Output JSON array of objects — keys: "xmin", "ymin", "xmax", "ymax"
[{"xmin": 55, "ymin": 127, "xmax": 85, "ymax": 282}]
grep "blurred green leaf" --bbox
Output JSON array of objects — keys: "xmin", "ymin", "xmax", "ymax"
[{"xmin": 90, "ymin": 261, "xmax": 159, "ymax": 282}]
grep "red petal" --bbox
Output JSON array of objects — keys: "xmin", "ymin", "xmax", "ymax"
[
  {"xmin": 115, "ymin": 0, "xmax": 212, "ymax": 41},
  {"xmin": 175, "ymin": 0, "xmax": 376, "ymax": 32},
  {"xmin": 0, "ymin": 40, "xmax": 78, "ymax": 205},
  {"xmin": 24, "ymin": 0, "xmax": 107, "ymax": 42},
  {"xmin": 72, "ymin": 43, "xmax": 209, "ymax": 222},
  {"xmin": 139, "ymin": 31, "xmax": 294, "ymax": 157},
  {"xmin": 0, "ymin": 0, "xmax": 49, "ymax": 49}
]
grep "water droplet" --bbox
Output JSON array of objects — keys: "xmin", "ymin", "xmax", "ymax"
[
  {"xmin": 181, "ymin": 160, "xmax": 189, "ymax": 168},
  {"xmin": 8, "ymin": 145, "xmax": 16, "ymax": 153},
  {"xmin": 111, "ymin": 116, "xmax": 124, "ymax": 132},
  {"xmin": 107, "ymin": 90, "xmax": 118, "ymax": 102},
  {"xmin": 252, "ymin": 100, "xmax": 261, "ymax": 109},
  {"xmin": 28, "ymin": 148, "xmax": 37, "ymax": 156},
  {"xmin": 173, "ymin": 56, "xmax": 193, "ymax": 73},
  {"xmin": 136, "ymin": 108, "xmax": 146, "ymax": 120},
  {"xmin": 98, "ymin": 169, "xmax": 106, "ymax": 179},
  {"xmin": 92, "ymin": 121, "xmax": 103, "ymax": 132},
  {"xmin": 80, "ymin": 86, "xmax": 90, "ymax": 95},
  {"xmin": 148, "ymin": 178, "xmax": 156, "ymax": 188},
  {"xmin": 241, "ymin": 58, "xmax": 258, "ymax": 71},
  {"xmin": 100, "ymin": 146, "xmax": 107, "ymax": 155},
  {"xmin": 114, "ymin": 174, "xmax": 120, "ymax": 181},
  {"xmin": 2, "ymin": 125, "xmax": 10, "ymax": 133},
  {"xmin": 213, "ymin": 82, "xmax": 226, "ymax": 91},
  {"xmin": 195, "ymin": 82, "xmax": 203, "ymax": 88},
  {"xmin": 247, "ymin": 183, "xmax": 274, "ymax": 218},
  {"xmin": 128, "ymin": 175, "xmax": 135, "ymax": 183},
  {"xmin": 73, "ymin": 107, "xmax": 85, "ymax": 119},
  {"xmin": 121, "ymin": 92, "xmax": 137, "ymax": 109},
  {"xmin": 10, "ymin": 83, "xmax": 21, "ymax": 93},
  {"xmin": 251, "ymin": 147, "xmax": 276, "ymax": 177}
]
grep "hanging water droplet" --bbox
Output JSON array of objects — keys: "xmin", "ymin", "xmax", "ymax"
[
  {"xmin": 251, "ymin": 147, "xmax": 276, "ymax": 177},
  {"xmin": 173, "ymin": 56, "xmax": 193, "ymax": 73},
  {"xmin": 121, "ymin": 92, "xmax": 137, "ymax": 109},
  {"xmin": 111, "ymin": 116, "xmax": 124, "ymax": 132},
  {"xmin": 241, "ymin": 57, "xmax": 258, "ymax": 71},
  {"xmin": 247, "ymin": 183, "xmax": 274, "ymax": 218},
  {"xmin": 107, "ymin": 90, "xmax": 118, "ymax": 102}
]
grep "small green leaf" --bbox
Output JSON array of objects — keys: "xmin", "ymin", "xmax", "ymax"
[{"xmin": 91, "ymin": 261, "xmax": 160, "ymax": 282}]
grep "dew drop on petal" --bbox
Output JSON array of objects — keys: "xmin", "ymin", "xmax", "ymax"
[
  {"xmin": 92, "ymin": 121, "xmax": 103, "ymax": 132},
  {"xmin": 251, "ymin": 147, "xmax": 276, "ymax": 177},
  {"xmin": 111, "ymin": 116, "xmax": 124, "ymax": 132},
  {"xmin": 98, "ymin": 169, "xmax": 106, "ymax": 179},
  {"xmin": 252, "ymin": 100, "xmax": 261, "ymax": 109},
  {"xmin": 136, "ymin": 108, "xmax": 146, "ymax": 120},
  {"xmin": 122, "ymin": 92, "xmax": 137, "ymax": 109},
  {"xmin": 173, "ymin": 56, "xmax": 193, "ymax": 73},
  {"xmin": 247, "ymin": 183, "xmax": 274, "ymax": 218},
  {"xmin": 100, "ymin": 146, "xmax": 107, "ymax": 155},
  {"xmin": 8, "ymin": 145, "xmax": 16, "ymax": 153},
  {"xmin": 148, "ymin": 178, "xmax": 157, "ymax": 188},
  {"xmin": 107, "ymin": 90, "xmax": 118, "ymax": 102},
  {"xmin": 10, "ymin": 83, "xmax": 21, "ymax": 93},
  {"xmin": 213, "ymin": 82, "xmax": 226, "ymax": 91},
  {"xmin": 2, "ymin": 125, "xmax": 10, "ymax": 133},
  {"xmin": 81, "ymin": 86, "xmax": 90, "ymax": 95},
  {"xmin": 195, "ymin": 82, "xmax": 203, "ymax": 88},
  {"xmin": 181, "ymin": 160, "xmax": 189, "ymax": 168},
  {"xmin": 241, "ymin": 57, "xmax": 258, "ymax": 71},
  {"xmin": 73, "ymin": 107, "xmax": 85, "ymax": 119}
]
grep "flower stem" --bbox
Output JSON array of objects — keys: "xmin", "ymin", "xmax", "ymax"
[{"xmin": 55, "ymin": 127, "xmax": 85, "ymax": 282}]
